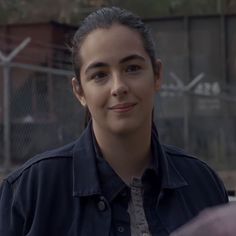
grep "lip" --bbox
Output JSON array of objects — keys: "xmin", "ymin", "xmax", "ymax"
[{"xmin": 108, "ymin": 103, "xmax": 137, "ymax": 112}]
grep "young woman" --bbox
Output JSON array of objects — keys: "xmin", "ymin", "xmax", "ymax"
[{"xmin": 0, "ymin": 7, "xmax": 228, "ymax": 236}]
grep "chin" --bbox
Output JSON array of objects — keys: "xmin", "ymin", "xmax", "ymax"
[{"xmin": 109, "ymin": 120, "xmax": 142, "ymax": 136}]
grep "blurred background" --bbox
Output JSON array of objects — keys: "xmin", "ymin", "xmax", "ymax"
[{"xmin": 0, "ymin": 0, "xmax": 236, "ymax": 196}]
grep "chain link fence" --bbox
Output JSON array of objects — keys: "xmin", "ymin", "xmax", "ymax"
[
  {"xmin": 155, "ymin": 85, "xmax": 236, "ymax": 171},
  {"xmin": 0, "ymin": 35, "xmax": 85, "ymax": 173},
  {"xmin": 9, "ymin": 69, "xmax": 85, "ymax": 164}
]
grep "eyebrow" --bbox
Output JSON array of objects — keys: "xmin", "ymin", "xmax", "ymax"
[
  {"xmin": 84, "ymin": 54, "xmax": 146, "ymax": 74},
  {"xmin": 120, "ymin": 54, "xmax": 146, "ymax": 64}
]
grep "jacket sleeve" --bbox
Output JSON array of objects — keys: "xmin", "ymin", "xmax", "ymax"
[{"xmin": 0, "ymin": 180, "xmax": 24, "ymax": 236}]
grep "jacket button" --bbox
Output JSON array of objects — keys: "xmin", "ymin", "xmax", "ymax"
[
  {"xmin": 117, "ymin": 226, "xmax": 125, "ymax": 233},
  {"xmin": 97, "ymin": 197, "xmax": 106, "ymax": 211},
  {"xmin": 121, "ymin": 190, "xmax": 128, "ymax": 197}
]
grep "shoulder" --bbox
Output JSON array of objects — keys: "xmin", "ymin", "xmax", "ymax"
[
  {"xmin": 163, "ymin": 144, "xmax": 214, "ymax": 174},
  {"xmin": 162, "ymin": 144, "xmax": 219, "ymax": 181},
  {"xmin": 162, "ymin": 144, "xmax": 228, "ymax": 202},
  {"xmin": 4, "ymin": 140, "xmax": 78, "ymax": 186}
]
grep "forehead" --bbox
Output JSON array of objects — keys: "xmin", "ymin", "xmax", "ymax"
[{"xmin": 79, "ymin": 24, "xmax": 149, "ymax": 69}]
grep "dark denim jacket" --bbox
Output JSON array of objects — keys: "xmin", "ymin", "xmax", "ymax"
[{"xmin": 0, "ymin": 124, "xmax": 228, "ymax": 236}]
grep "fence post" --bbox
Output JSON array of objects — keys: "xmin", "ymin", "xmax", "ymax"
[
  {"xmin": 169, "ymin": 72, "xmax": 204, "ymax": 150},
  {"xmin": 0, "ymin": 37, "xmax": 31, "ymax": 172},
  {"xmin": 2, "ymin": 64, "xmax": 10, "ymax": 171}
]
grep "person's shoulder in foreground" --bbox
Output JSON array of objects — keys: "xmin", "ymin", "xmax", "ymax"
[{"xmin": 170, "ymin": 202, "xmax": 236, "ymax": 236}]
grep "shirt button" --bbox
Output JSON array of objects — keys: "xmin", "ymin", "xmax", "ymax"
[
  {"xmin": 97, "ymin": 196, "xmax": 106, "ymax": 211},
  {"xmin": 117, "ymin": 226, "xmax": 125, "ymax": 233}
]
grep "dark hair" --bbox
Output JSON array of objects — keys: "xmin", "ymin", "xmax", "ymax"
[{"xmin": 72, "ymin": 6, "xmax": 157, "ymax": 83}]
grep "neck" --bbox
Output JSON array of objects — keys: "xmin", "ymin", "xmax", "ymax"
[{"xmin": 93, "ymin": 122, "xmax": 152, "ymax": 184}]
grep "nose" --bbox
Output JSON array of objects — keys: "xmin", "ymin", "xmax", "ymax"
[{"xmin": 111, "ymin": 73, "xmax": 129, "ymax": 97}]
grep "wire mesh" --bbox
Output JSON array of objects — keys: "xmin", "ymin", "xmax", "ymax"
[
  {"xmin": 8, "ymin": 68, "xmax": 84, "ymax": 164},
  {"xmin": 155, "ymin": 88, "xmax": 236, "ymax": 171}
]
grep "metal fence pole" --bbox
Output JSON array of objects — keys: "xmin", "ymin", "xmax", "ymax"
[
  {"xmin": 183, "ymin": 93, "xmax": 189, "ymax": 151},
  {"xmin": 0, "ymin": 37, "xmax": 31, "ymax": 172},
  {"xmin": 3, "ymin": 63, "xmax": 10, "ymax": 171}
]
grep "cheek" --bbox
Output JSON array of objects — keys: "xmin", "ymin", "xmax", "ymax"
[
  {"xmin": 135, "ymin": 78, "xmax": 156, "ymax": 97},
  {"xmin": 139, "ymin": 83, "xmax": 156, "ymax": 106},
  {"xmin": 82, "ymin": 86, "xmax": 108, "ymax": 109}
]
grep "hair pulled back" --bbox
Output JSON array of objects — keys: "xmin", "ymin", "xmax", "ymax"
[{"xmin": 72, "ymin": 6, "xmax": 157, "ymax": 82}]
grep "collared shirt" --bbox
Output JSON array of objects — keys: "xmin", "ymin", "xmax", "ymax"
[
  {"xmin": 92, "ymin": 127, "xmax": 159, "ymax": 236},
  {"xmin": 0, "ymin": 122, "xmax": 228, "ymax": 236},
  {"xmin": 128, "ymin": 177, "xmax": 152, "ymax": 236}
]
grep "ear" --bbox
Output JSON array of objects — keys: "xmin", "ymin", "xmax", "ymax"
[
  {"xmin": 154, "ymin": 59, "xmax": 163, "ymax": 91},
  {"xmin": 71, "ymin": 77, "xmax": 87, "ymax": 107}
]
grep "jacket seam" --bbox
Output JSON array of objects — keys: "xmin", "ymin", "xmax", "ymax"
[{"xmin": 6, "ymin": 154, "xmax": 73, "ymax": 185}]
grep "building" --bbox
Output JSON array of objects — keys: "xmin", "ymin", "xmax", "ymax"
[{"xmin": 0, "ymin": 22, "xmax": 85, "ymax": 167}]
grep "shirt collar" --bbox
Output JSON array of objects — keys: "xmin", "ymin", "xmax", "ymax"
[
  {"xmin": 92, "ymin": 131, "xmax": 127, "ymax": 202},
  {"xmin": 72, "ymin": 122, "xmax": 188, "ymax": 198},
  {"xmin": 72, "ymin": 122, "xmax": 101, "ymax": 197}
]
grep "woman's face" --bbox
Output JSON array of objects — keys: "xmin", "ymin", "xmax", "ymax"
[{"xmin": 72, "ymin": 24, "xmax": 162, "ymax": 135}]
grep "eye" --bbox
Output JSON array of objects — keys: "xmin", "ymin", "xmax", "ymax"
[
  {"xmin": 125, "ymin": 64, "xmax": 142, "ymax": 73},
  {"xmin": 90, "ymin": 71, "xmax": 108, "ymax": 81}
]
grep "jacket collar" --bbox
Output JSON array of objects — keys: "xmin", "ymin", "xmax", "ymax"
[
  {"xmin": 72, "ymin": 122, "xmax": 101, "ymax": 197},
  {"xmin": 72, "ymin": 122, "xmax": 188, "ymax": 197},
  {"xmin": 151, "ymin": 125, "xmax": 188, "ymax": 189}
]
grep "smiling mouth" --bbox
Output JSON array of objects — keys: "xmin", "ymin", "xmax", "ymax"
[{"xmin": 108, "ymin": 103, "xmax": 137, "ymax": 113}]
